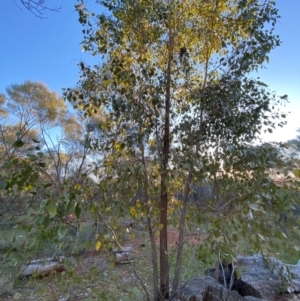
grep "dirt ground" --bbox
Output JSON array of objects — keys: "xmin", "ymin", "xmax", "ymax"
[
  {"xmin": 0, "ymin": 228, "xmax": 207, "ymax": 301},
  {"xmin": 159, "ymin": 230, "xmax": 207, "ymax": 247}
]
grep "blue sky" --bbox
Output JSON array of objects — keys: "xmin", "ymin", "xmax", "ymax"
[{"xmin": 0, "ymin": 0, "xmax": 299, "ymax": 142}]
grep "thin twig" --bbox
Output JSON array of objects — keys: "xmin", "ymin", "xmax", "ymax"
[
  {"xmin": 14, "ymin": 0, "xmax": 61, "ymax": 18},
  {"xmin": 100, "ymin": 217, "xmax": 151, "ymax": 301},
  {"xmin": 229, "ymin": 259, "xmax": 236, "ymax": 291},
  {"xmin": 218, "ymin": 249, "xmax": 227, "ymax": 288}
]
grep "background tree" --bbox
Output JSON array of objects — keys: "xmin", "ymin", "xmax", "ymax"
[
  {"xmin": 0, "ymin": 81, "xmax": 65, "ymax": 219},
  {"xmin": 65, "ymin": 1, "xmax": 298, "ymax": 300},
  {"xmin": 0, "ymin": 81, "xmax": 106, "ymax": 223},
  {"xmin": 39, "ymin": 112, "xmax": 96, "ymax": 189},
  {"xmin": 0, "ymin": 94, "xmax": 7, "ymax": 118},
  {"xmin": 284, "ymin": 128, "xmax": 300, "ymax": 173},
  {"xmin": 0, "ymin": 82, "xmax": 86, "ymax": 219},
  {"xmin": 0, "ymin": 81, "xmax": 67, "ymax": 159}
]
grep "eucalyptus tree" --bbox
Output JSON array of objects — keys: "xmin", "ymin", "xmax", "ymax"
[
  {"xmin": 65, "ymin": 0, "xmax": 292, "ymax": 299},
  {"xmin": 0, "ymin": 94, "xmax": 7, "ymax": 118},
  {"xmin": 0, "ymin": 81, "xmax": 67, "ymax": 160},
  {"xmin": 0, "ymin": 82, "xmax": 67, "ymax": 220},
  {"xmin": 1, "ymin": 81, "xmax": 103, "ymax": 192}
]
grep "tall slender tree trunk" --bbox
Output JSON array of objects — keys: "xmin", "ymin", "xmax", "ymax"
[
  {"xmin": 172, "ymin": 172, "xmax": 192, "ymax": 292},
  {"xmin": 160, "ymin": 172, "xmax": 169, "ymax": 300},
  {"xmin": 140, "ymin": 139, "xmax": 159, "ymax": 301},
  {"xmin": 159, "ymin": 32, "xmax": 173, "ymax": 300}
]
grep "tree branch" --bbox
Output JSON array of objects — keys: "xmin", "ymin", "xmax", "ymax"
[{"xmin": 14, "ymin": 0, "xmax": 61, "ymax": 18}]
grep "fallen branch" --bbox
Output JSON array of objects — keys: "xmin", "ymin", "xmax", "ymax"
[{"xmin": 18, "ymin": 256, "xmax": 64, "ymax": 278}]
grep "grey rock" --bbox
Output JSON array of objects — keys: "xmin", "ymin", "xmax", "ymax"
[
  {"xmin": 112, "ymin": 246, "xmax": 134, "ymax": 254},
  {"xmin": 112, "ymin": 246, "xmax": 135, "ymax": 264},
  {"xmin": 238, "ymin": 254, "xmax": 300, "ymax": 296},
  {"xmin": 244, "ymin": 297, "xmax": 264, "ymax": 301},
  {"xmin": 174, "ymin": 276, "xmax": 262, "ymax": 301},
  {"xmin": 175, "ymin": 254, "xmax": 300, "ymax": 301}
]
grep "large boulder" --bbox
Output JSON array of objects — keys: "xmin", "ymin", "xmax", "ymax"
[
  {"xmin": 173, "ymin": 276, "xmax": 262, "ymax": 301},
  {"xmin": 174, "ymin": 254, "xmax": 300, "ymax": 301},
  {"xmin": 237, "ymin": 254, "xmax": 300, "ymax": 301}
]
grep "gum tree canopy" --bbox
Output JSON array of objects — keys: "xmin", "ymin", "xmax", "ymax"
[{"xmin": 65, "ymin": 1, "xmax": 294, "ymax": 300}]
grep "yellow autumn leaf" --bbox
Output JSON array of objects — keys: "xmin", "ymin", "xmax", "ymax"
[
  {"xmin": 74, "ymin": 184, "xmax": 81, "ymax": 190},
  {"xmin": 130, "ymin": 207, "xmax": 137, "ymax": 219},
  {"xmin": 114, "ymin": 141, "xmax": 121, "ymax": 150},
  {"xmin": 95, "ymin": 241, "xmax": 101, "ymax": 251},
  {"xmin": 159, "ymin": 224, "xmax": 164, "ymax": 231}
]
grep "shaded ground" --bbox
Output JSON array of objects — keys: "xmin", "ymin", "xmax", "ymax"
[{"xmin": 0, "ymin": 227, "xmax": 208, "ymax": 301}]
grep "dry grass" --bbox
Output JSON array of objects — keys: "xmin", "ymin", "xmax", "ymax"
[{"xmin": 0, "ymin": 220, "xmax": 212, "ymax": 301}]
